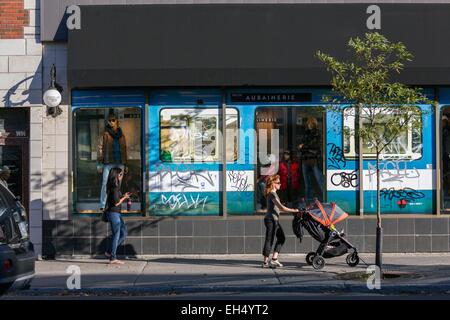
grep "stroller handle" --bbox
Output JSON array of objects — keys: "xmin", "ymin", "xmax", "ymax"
[{"xmin": 293, "ymin": 210, "xmax": 305, "ymax": 218}]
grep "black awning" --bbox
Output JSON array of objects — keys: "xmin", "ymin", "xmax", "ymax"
[{"xmin": 68, "ymin": 4, "xmax": 450, "ymax": 88}]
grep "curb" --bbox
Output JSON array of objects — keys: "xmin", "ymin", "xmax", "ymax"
[{"xmin": 7, "ymin": 283, "xmax": 450, "ymax": 296}]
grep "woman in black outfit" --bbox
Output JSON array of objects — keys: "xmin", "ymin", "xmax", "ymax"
[
  {"xmin": 104, "ymin": 167, "xmax": 131, "ymax": 265},
  {"xmin": 262, "ymin": 174, "xmax": 299, "ymax": 268}
]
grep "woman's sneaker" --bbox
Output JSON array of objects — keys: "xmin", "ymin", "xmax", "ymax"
[
  {"xmin": 262, "ymin": 261, "xmax": 270, "ymax": 268},
  {"xmin": 269, "ymin": 259, "xmax": 283, "ymax": 268}
]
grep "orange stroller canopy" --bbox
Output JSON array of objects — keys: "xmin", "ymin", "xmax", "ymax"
[{"xmin": 307, "ymin": 200, "xmax": 348, "ymax": 228}]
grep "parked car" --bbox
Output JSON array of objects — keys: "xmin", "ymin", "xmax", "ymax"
[{"xmin": 0, "ymin": 184, "xmax": 35, "ymax": 295}]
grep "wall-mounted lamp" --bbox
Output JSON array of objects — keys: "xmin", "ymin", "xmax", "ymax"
[{"xmin": 43, "ymin": 64, "xmax": 63, "ymax": 117}]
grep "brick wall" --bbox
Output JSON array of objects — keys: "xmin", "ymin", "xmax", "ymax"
[{"xmin": 0, "ymin": 0, "xmax": 29, "ymax": 39}]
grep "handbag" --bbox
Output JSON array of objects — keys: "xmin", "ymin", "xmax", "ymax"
[{"xmin": 101, "ymin": 210, "xmax": 109, "ymax": 223}]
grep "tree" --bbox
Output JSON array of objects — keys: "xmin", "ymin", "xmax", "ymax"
[{"xmin": 316, "ymin": 32, "xmax": 434, "ymax": 272}]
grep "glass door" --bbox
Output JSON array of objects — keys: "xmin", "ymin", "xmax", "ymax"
[
  {"xmin": 0, "ymin": 145, "xmax": 23, "ymax": 200},
  {"xmin": 0, "ymin": 108, "xmax": 29, "ymax": 215},
  {"xmin": 255, "ymin": 106, "xmax": 325, "ymax": 211}
]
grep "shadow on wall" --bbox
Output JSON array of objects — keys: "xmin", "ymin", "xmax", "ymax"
[
  {"xmin": 32, "ymin": 171, "xmax": 69, "ymax": 220},
  {"xmin": 2, "ymin": 61, "xmax": 43, "ymax": 107},
  {"xmin": 54, "ymin": 11, "xmax": 70, "ymax": 42},
  {"xmin": 39, "ymin": 171, "xmax": 68, "ymax": 190},
  {"xmin": 40, "ymin": 215, "xmax": 194, "ymax": 260},
  {"xmin": 42, "ymin": 236, "xmax": 138, "ymax": 261},
  {"xmin": 2, "ymin": 75, "xmax": 35, "ymax": 107}
]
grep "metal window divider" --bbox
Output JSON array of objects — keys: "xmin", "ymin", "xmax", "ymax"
[
  {"xmin": 221, "ymin": 92, "xmax": 227, "ymax": 219},
  {"xmin": 435, "ymin": 99, "xmax": 441, "ymax": 216},
  {"xmin": 358, "ymin": 103, "xmax": 365, "ymax": 217}
]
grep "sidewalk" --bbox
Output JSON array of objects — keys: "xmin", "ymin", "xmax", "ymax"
[{"xmin": 4, "ymin": 253, "xmax": 450, "ymax": 297}]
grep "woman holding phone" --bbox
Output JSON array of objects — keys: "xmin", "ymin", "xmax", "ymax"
[{"xmin": 104, "ymin": 167, "xmax": 131, "ymax": 265}]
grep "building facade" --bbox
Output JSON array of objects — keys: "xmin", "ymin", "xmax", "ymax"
[{"xmin": 2, "ymin": 0, "xmax": 450, "ymax": 258}]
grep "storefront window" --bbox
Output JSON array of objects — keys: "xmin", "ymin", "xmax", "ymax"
[
  {"xmin": 160, "ymin": 108, "xmax": 239, "ymax": 162},
  {"xmin": 73, "ymin": 107, "xmax": 143, "ymax": 214}
]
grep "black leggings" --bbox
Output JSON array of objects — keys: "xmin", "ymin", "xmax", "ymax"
[{"xmin": 262, "ymin": 218, "xmax": 286, "ymax": 257}]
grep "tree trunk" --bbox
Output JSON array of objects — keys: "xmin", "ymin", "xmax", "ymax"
[{"xmin": 375, "ymin": 153, "xmax": 383, "ymax": 274}]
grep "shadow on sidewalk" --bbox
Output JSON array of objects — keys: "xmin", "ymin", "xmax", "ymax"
[
  {"xmin": 145, "ymin": 256, "xmax": 374, "ymax": 269},
  {"xmin": 24, "ymin": 262, "xmax": 450, "ymax": 295}
]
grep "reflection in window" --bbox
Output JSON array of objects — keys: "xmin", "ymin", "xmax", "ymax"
[
  {"xmin": 343, "ymin": 107, "xmax": 422, "ymax": 159},
  {"xmin": 74, "ymin": 108, "xmax": 142, "ymax": 214},
  {"xmin": 160, "ymin": 108, "xmax": 239, "ymax": 162},
  {"xmin": 255, "ymin": 108, "xmax": 285, "ymax": 165}
]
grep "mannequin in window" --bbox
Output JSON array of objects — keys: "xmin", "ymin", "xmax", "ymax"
[
  {"xmin": 298, "ymin": 117, "xmax": 324, "ymax": 202},
  {"xmin": 98, "ymin": 113, "xmax": 128, "ymax": 211},
  {"xmin": 0, "ymin": 166, "xmax": 11, "ymax": 190}
]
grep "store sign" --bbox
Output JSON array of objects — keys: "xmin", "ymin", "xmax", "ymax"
[
  {"xmin": 66, "ymin": 5, "xmax": 81, "ymax": 30},
  {"xmin": 230, "ymin": 93, "xmax": 311, "ymax": 103},
  {"xmin": 366, "ymin": 5, "xmax": 381, "ymax": 30}
]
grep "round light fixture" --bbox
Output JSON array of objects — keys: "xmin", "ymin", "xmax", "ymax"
[
  {"xmin": 43, "ymin": 88, "xmax": 62, "ymax": 108},
  {"xmin": 43, "ymin": 64, "xmax": 63, "ymax": 117}
]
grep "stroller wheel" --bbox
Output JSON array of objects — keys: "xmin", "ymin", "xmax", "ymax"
[
  {"xmin": 306, "ymin": 252, "xmax": 316, "ymax": 265},
  {"xmin": 312, "ymin": 255, "xmax": 325, "ymax": 270},
  {"xmin": 346, "ymin": 252, "xmax": 360, "ymax": 267}
]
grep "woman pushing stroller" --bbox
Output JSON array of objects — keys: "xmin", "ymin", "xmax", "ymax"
[{"xmin": 262, "ymin": 175, "xmax": 300, "ymax": 268}]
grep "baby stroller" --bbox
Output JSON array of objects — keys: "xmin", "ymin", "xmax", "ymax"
[{"xmin": 292, "ymin": 199, "xmax": 360, "ymax": 270}]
